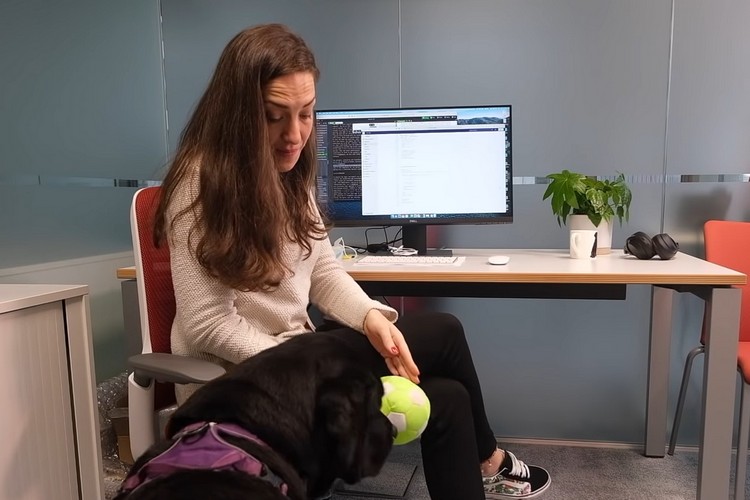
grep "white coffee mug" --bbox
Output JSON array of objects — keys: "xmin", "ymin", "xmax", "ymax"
[{"xmin": 570, "ymin": 229, "xmax": 598, "ymax": 259}]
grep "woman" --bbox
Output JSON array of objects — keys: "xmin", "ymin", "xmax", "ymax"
[{"xmin": 153, "ymin": 23, "xmax": 550, "ymax": 499}]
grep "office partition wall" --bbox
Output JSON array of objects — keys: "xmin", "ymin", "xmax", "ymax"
[
  {"xmin": 156, "ymin": 0, "xmax": 749, "ymax": 445},
  {"xmin": 0, "ymin": 0, "xmax": 167, "ymax": 268},
  {"xmin": 2, "ymin": 0, "xmax": 747, "ymax": 442}
]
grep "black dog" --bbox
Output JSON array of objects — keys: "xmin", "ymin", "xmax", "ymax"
[{"xmin": 115, "ymin": 332, "xmax": 394, "ymax": 500}]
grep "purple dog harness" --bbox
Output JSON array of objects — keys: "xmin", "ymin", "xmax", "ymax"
[{"xmin": 120, "ymin": 421, "xmax": 289, "ymax": 496}]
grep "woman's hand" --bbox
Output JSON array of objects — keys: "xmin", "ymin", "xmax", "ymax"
[{"xmin": 363, "ymin": 309, "xmax": 420, "ymax": 383}]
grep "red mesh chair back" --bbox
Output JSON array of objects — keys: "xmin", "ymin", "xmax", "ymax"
[{"xmin": 131, "ymin": 186, "xmax": 176, "ymax": 408}]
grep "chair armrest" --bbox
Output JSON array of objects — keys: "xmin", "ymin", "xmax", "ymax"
[{"xmin": 129, "ymin": 352, "xmax": 226, "ymax": 387}]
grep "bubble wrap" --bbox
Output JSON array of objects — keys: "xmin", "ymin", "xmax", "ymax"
[{"xmin": 96, "ymin": 372, "xmax": 130, "ymax": 498}]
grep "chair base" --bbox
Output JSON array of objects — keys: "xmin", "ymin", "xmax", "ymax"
[
  {"xmin": 668, "ymin": 345, "xmax": 705, "ymax": 456},
  {"xmin": 736, "ymin": 380, "xmax": 750, "ymax": 500},
  {"xmin": 127, "ymin": 373, "xmax": 157, "ymax": 461}
]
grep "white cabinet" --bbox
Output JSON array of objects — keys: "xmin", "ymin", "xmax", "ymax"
[{"xmin": 0, "ymin": 284, "xmax": 103, "ymax": 500}]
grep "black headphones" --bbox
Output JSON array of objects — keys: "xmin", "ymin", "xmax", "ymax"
[{"xmin": 624, "ymin": 231, "xmax": 679, "ymax": 260}]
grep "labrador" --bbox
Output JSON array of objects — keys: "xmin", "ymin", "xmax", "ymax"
[{"xmin": 114, "ymin": 331, "xmax": 394, "ymax": 500}]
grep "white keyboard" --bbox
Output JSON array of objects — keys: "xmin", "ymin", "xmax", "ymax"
[{"xmin": 355, "ymin": 255, "xmax": 464, "ymax": 265}]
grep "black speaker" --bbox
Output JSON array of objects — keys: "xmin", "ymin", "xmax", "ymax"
[{"xmin": 624, "ymin": 232, "xmax": 679, "ymax": 260}]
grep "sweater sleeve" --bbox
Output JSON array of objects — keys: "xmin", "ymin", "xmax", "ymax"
[
  {"xmin": 309, "ymin": 234, "xmax": 398, "ymax": 331},
  {"xmin": 167, "ymin": 176, "xmax": 283, "ymax": 365}
]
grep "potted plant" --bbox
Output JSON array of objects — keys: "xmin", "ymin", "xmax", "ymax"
[{"xmin": 542, "ymin": 170, "xmax": 632, "ymax": 254}]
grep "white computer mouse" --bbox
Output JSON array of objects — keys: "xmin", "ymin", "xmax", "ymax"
[{"xmin": 487, "ymin": 255, "xmax": 510, "ymax": 265}]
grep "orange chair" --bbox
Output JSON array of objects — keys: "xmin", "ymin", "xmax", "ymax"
[
  {"xmin": 127, "ymin": 186, "xmax": 225, "ymax": 460},
  {"xmin": 668, "ymin": 220, "xmax": 750, "ymax": 498}
]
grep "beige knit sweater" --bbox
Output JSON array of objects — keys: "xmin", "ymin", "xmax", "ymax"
[{"xmin": 167, "ymin": 171, "xmax": 397, "ymax": 403}]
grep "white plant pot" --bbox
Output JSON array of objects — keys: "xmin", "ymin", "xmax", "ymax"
[{"xmin": 569, "ymin": 214, "xmax": 613, "ymax": 255}]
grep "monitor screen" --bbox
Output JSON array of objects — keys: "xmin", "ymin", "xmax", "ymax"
[{"xmin": 315, "ymin": 105, "xmax": 513, "ymax": 255}]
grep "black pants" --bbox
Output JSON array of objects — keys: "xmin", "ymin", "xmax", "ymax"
[{"xmin": 318, "ymin": 311, "xmax": 496, "ymax": 500}]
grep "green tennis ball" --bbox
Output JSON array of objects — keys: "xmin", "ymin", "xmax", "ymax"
[{"xmin": 380, "ymin": 375, "xmax": 431, "ymax": 445}]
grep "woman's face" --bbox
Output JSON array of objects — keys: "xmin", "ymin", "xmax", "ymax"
[{"xmin": 263, "ymin": 71, "xmax": 316, "ymax": 172}]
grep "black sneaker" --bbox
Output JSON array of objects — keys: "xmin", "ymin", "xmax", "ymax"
[{"xmin": 483, "ymin": 449, "xmax": 551, "ymax": 498}]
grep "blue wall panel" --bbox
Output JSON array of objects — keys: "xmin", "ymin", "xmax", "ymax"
[{"xmin": 0, "ymin": 0, "xmax": 166, "ymax": 267}]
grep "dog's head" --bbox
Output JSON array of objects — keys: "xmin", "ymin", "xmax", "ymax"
[{"xmin": 307, "ymin": 365, "xmax": 394, "ymax": 497}]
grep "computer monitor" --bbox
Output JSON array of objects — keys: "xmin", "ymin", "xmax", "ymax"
[{"xmin": 315, "ymin": 104, "xmax": 513, "ymax": 255}]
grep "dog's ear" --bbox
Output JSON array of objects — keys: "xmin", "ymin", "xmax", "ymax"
[
  {"xmin": 314, "ymin": 372, "xmax": 393, "ymax": 484},
  {"xmin": 316, "ymin": 377, "xmax": 364, "ymax": 473}
]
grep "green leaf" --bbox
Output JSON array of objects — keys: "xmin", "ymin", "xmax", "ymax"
[{"xmin": 543, "ymin": 170, "xmax": 632, "ymax": 226}]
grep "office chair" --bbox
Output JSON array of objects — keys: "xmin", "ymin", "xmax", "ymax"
[
  {"xmin": 668, "ymin": 220, "xmax": 750, "ymax": 498},
  {"xmin": 127, "ymin": 187, "xmax": 414, "ymax": 497},
  {"xmin": 127, "ymin": 186, "xmax": 225, "ymax": 460}
]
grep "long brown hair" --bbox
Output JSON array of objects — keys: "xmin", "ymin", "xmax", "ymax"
[{"xmin": 153, "ymin": 24, "xmax": 325, "ymax": 291}]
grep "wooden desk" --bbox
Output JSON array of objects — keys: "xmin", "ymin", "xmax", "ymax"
[{"xmin": 118, "ymin": 248, "xmax": 746, "ymax": 500}]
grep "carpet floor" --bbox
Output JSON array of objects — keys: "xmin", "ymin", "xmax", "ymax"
[
  {"xmin": 331, "ymin": 441, "xmax": 746, "ymax": 500},
  {"xmin": 104, "ymin": 441, "xmax": 749, "ymax": 499}
]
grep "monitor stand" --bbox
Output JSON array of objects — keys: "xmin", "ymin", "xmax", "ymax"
[{"xmin": 402, "ymin": 225, "xmax": 453, "ymax": 257}]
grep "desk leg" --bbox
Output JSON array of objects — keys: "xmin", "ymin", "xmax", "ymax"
[
  {"xmin": 121, "ymin": 279, "xmax": 143, "ymax": 358},
  {"xmin": 645, "ymin": 286, "xmax": 673, "ymax": 457},
  {"xmin": 698, "ymin": 287, "xmax": 740, "ymax": 500}
]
